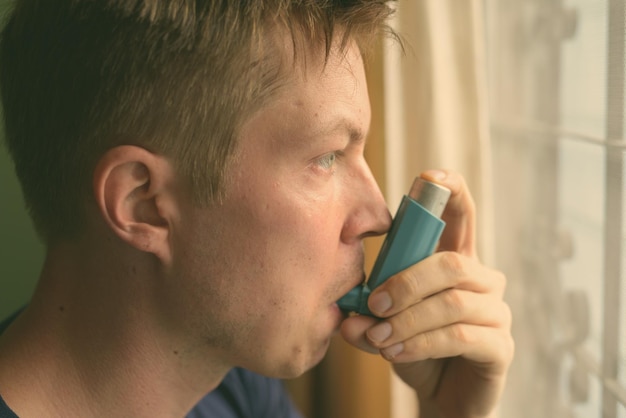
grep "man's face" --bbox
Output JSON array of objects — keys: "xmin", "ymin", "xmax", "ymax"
[{"xmin": 168, "ymin": 39, "xmax": 391, "ymax": 378}]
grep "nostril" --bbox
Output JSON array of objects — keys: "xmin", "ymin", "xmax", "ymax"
[{"xmin": 339, "ymin": 204, "xmax": 390, "ymax": 243}]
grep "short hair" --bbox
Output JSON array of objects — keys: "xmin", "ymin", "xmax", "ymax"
[{"xmin": 0, "ymin": 0, "xmax": 396, "ymax": 242}]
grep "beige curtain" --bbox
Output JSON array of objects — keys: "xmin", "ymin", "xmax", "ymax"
[
  {"xmin": 384, "ymin": 1, "xmax": 494, "ymax": 416},
  {"xmin": 384, "ymin": 0, "xmax": 493, "ymax": 258},
  {"xmin": 286, "ymin": 1, "xmax": 494, "ymax": 417}
]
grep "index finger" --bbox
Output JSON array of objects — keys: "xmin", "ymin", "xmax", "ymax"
[
  {"xmin": 420, "ymin": 169, "xmax": 476, "ymax": 257},
  {"xmin": 367, "ymin": 251, "xmax": 505, "ymax": 318}
]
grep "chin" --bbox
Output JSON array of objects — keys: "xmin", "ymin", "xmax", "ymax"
[{"xmin": 279, "ymin": 338, "xmax": 332, "ymax": 379}]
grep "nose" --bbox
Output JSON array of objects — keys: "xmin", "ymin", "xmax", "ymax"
[{"xmin": 340, "ymin": 160, "xmax": 392, "ymax": 243}]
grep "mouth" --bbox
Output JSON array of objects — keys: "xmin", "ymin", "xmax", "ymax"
[
  {"xmin": 337, "ymin": 272, "xmax": 366, "ymax": 301},
  {"xmin": 331, "ymin": 302, "xmax": 350, "ymax": 322},
  {"xmin": 332, "ymin": 272, "xmax": 366, "ymax": 316}
]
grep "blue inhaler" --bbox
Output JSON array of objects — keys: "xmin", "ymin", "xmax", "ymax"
[{"xmin": 337, "ymin": 178, "xmax": 451, "ymax": 316}]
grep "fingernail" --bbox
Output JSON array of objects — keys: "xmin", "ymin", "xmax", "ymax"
[
  {"xmin": 367, "ymin": 322, "xmax": 392, "ymax": 343},
  {"xmin": 423, "ymin": 169, "xmax": 446, "ymax": 181},
  {"xmin": 369, "ymin": 291, "xmax": 392, "ymax": 314},
  {"xmin": 382, "ymin": 343, "xmax": 404, "ymax": 360}
]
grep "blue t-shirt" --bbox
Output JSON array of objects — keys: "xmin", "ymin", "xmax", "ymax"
[
  {"xmin": 0, "ymin": 310, "xmax": 303, "ymax": 418},
  {"xmin": 0, "ymin": 394, "xmax": 17, "ymax": 418}
]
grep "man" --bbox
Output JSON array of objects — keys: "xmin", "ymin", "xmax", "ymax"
[{"xmin": 0, "ymin": 1, "xmax": 513, "ymax": 417}]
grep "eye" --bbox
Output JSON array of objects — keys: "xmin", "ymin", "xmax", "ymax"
[{"xmin": 316, "ymin": 152, "xmax": 337, "ymax": 170}]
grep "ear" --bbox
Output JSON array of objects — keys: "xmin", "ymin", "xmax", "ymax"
[{"xmin": 93, "ymin": 145, "xmax": 179, "ymax": 265}]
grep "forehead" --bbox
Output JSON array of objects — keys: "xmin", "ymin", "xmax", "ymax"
[
  {"xmin": 266, "ymin": 32, "xmax": 370, "ymax": 115},
  {"xmin": 233, "ymin": 38, "xmax": 371, "ymax": 157}
]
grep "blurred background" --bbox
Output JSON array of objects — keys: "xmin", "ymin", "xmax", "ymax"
[
  {"xmin": 0, "ymin": 0, "xmax": 44, "ymax": 324},
  {"xmin": 2, "ymin": 0, "xmax": 625, "ymax": 417}
]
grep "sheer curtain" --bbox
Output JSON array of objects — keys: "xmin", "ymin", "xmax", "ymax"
[
  {"xmin": 383, "ymin": 0, "xmax": 494, "ymax": 416},
  {"xmin": 383, "ymin": 0, "xmax": 493, "ymax": 259},
  {"xmin": 486, "ymin": 0, "xmax": 626, "ymax": 417}
]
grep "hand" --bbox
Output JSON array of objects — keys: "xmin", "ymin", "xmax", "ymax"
[{"xmin": 340, "ymin": 170, "xmax": 514, "ymax": 418}]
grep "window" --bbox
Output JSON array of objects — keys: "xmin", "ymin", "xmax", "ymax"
[{"xmin": 487, "ymin": 0, "xmax": 626, "ymax": 416}]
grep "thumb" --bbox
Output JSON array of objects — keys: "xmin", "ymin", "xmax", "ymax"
[{"xmin": 420, "ymin": 169, "xmax": 477, "ymax": 258}]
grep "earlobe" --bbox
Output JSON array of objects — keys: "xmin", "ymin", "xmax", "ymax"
[{"xmin": 93, "ymin": 145, "xmax": 176, "ymax": 264}]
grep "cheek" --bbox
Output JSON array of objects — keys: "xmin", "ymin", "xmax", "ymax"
[
  {"xmin": 221, "ymin": 203, "xmax": 344, "ymax": 335},
  {"xmin": 182, "ymin": 185, "xmax": 344, "ymax": 298},
  {"xmin": 265, "ymin": 212, "xmax": 343, "ymax": 290},
  {"xmin": 168, "ymin": 202, "xmax": 345, "ymax": 375},
  {"xmin": 247, "ymin": 193, "xmax": 342, "ymax": 264}
]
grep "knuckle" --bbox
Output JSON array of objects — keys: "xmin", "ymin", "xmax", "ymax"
[
  {"xmin": 449, "ymin": 323, "xmax": 474, "ymax": 345},
  {"xmin": 392, "ymin": 271, "xmax": 420, "ymax": 301},
  {"xmin": 500, "ymin": 301, "xmax": 513, "ymax": 328},
  {"xmin": 438, "ymin": 251, "xmax": 465, "ymax": 277},
  {"xmin": 506, "ymin": 333, "xmax": 516, "ymax": 360},
  {"xmin": 393, "ymin": 306, "xmax": 418, "ymax": 332},
  {"xmin": 415, "ymin": 330, "xmax": 435, "ymax": 353},
  {"xmin": 442, "ymin": 288, "xmax": 465, "ymax": 318},
  {"xmin": 493, "ymin": 268, "xmax": 507, "ymax": 291},
  {"xmin": 496, "ymin": 330, "xmax": 516, "ymax": 366}
]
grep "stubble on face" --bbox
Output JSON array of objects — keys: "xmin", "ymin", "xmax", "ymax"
[{"xmin": 166, "ymin": 35, "xmax": 375, "ymax": 379}]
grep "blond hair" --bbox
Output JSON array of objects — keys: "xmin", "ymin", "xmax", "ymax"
[{"xmin": 0, "ymin": 0, "xmax": 396, "ymax": 241}]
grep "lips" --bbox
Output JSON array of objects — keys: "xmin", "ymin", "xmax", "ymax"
[
  {"xmin": 335, "ymin": 273, "xmax": 365, "ymax": 316},
  {"xmin": 335, "ymin": 272, "xmax": 366, "ymax": 303}
]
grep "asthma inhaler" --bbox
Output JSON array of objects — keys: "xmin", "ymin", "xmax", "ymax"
[{"xmin": 337, "ymin": 178, "xmax": 451, "ymax": 316}]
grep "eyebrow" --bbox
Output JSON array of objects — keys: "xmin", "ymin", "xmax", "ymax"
[{"xmin": 318, "ymin": 117, "xmax": 369, "ymax": 146}]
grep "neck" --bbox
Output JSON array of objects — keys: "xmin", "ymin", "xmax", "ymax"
[{"xmin": 0, "ymin": 240, "xmax": 229, "ymax": 418}]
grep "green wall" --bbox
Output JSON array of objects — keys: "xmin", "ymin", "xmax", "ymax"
[
  {"xmin": 0, "ymin": 146, "xmax": 43, "ymax": 319},
  {"xmin": 0, "ymin": 0, "xmax": 44, "ymax": 319}
]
